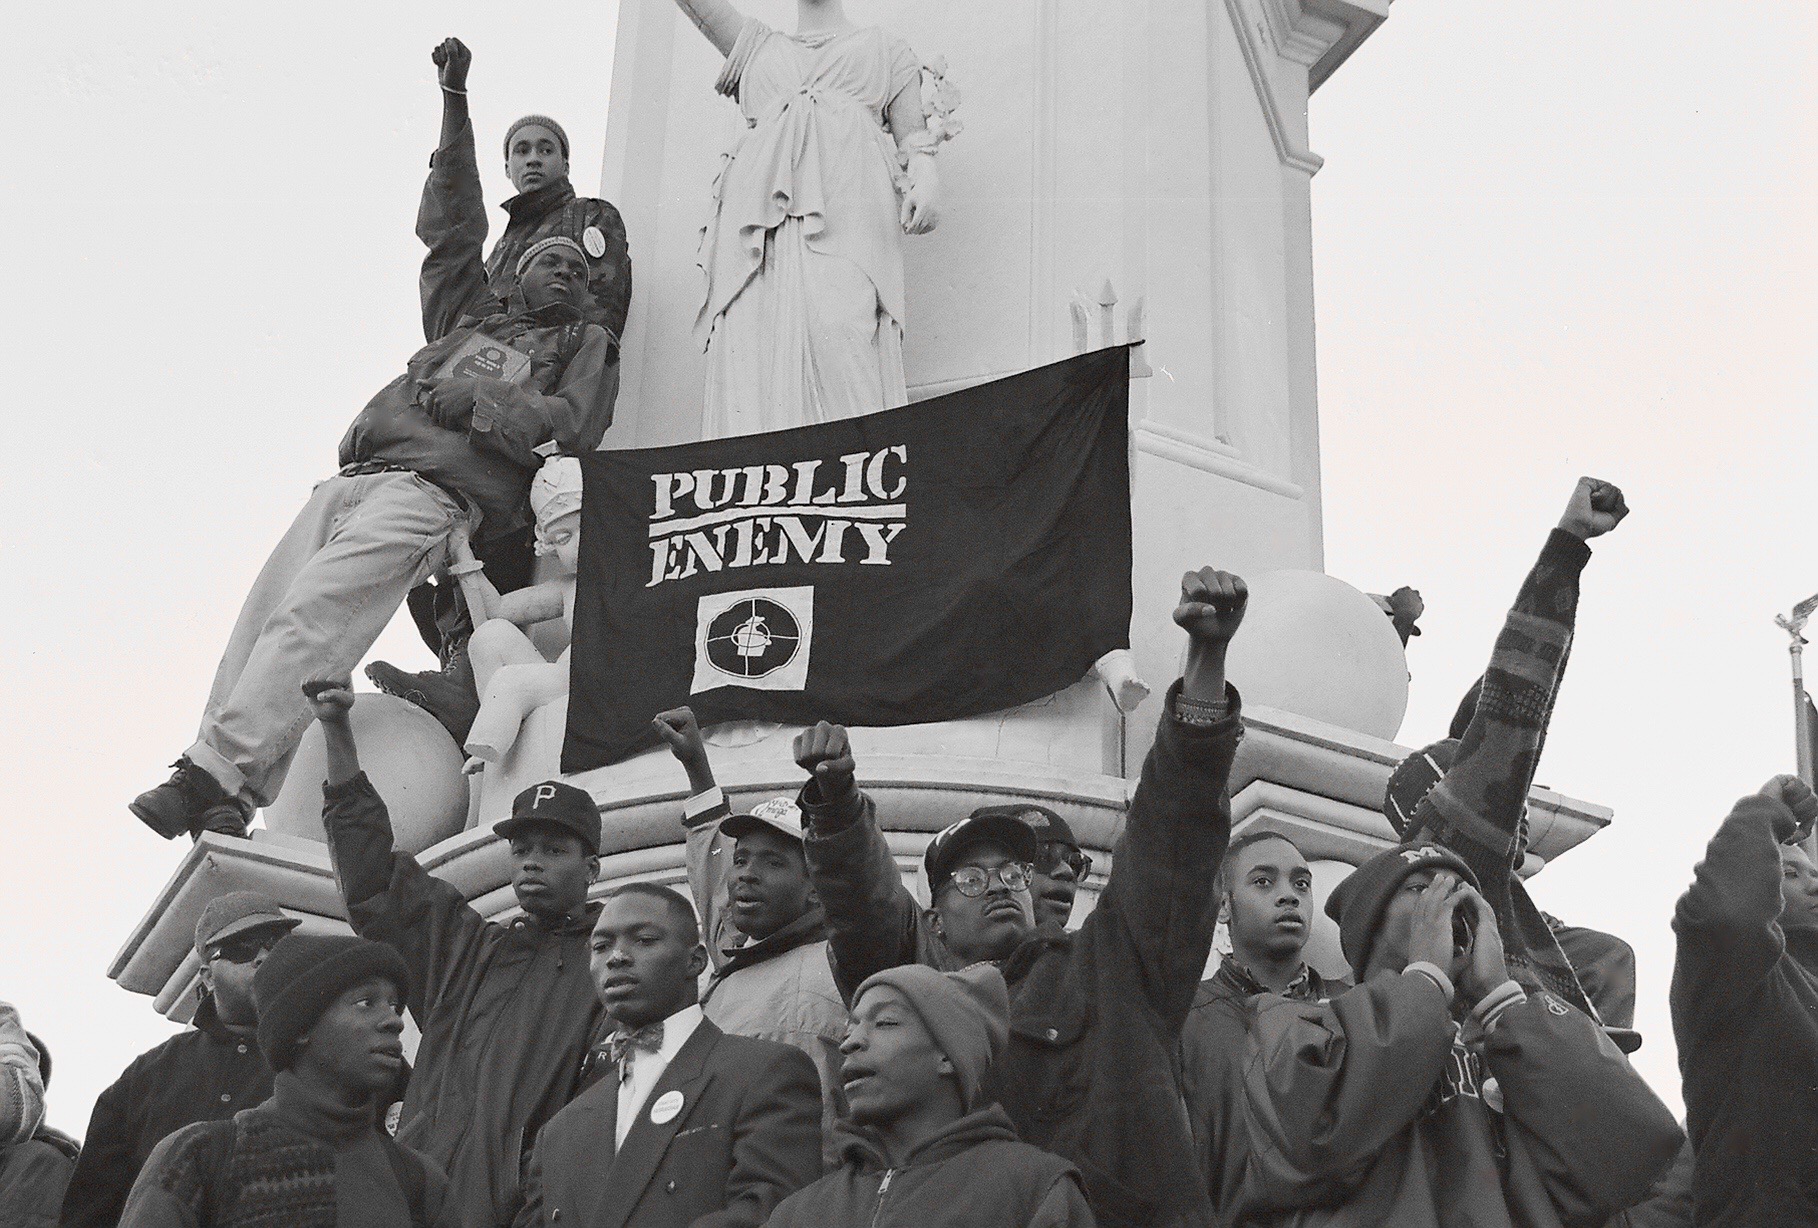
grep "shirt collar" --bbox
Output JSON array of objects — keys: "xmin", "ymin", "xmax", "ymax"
[
  {"xmin": 653, "ymin": 1003, "xmax": 704, "ymax": 1064},
  {"xmin": 501, "ymin": 177, "xmax": 576, "ymax": 222}
]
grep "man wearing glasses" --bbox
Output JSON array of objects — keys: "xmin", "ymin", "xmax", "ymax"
[
  {"xmin": 790, "ymin": 565, "xmax": 1251, "ymax": 1228},
  {"xmin": 60, "ymin": 894, "xmax": 298, "ymax": 1228}
]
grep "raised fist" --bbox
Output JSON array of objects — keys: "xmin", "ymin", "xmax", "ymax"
[
  {"xmin": 432, "ymin": 37, "xmax": 472, "ymax": 93},
  {"xmin": 793, "ymin": 722, "xmax": 856, "ymax": 798},
  {"xmin": 302, "ymin": 676, "xmax": 355, "ymax": 724},
  {"xmin": 652, "ymin": 707, "xmax": 707, "ymax": 766},
  {"xmin": 1759, "ymin": 773, "xmax": 1818, "ymax": 840},
  {"xmin": 1558, "ymin": 477, "xmax": 1629, "ymax": 541},
  {"xmin": 1173, "ymin": 568, "xmax": 1248, "ymax": 647}
]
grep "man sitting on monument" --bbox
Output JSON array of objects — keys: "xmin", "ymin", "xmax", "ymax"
[
  {"xmin": 789, "ymin": 566, "xmax": 1250, "ymax": 1228},
  {"xmin": 370, "ymin": 35, "xmax": 633, "ymax": 730},
  {"xmin": 1228, "ymin": 847, "xmax": 1682, "ymax": 1227},
  {"xmin": 1178, "ymin": 828, "xmax": 1342, "ymax": 1219},
  {"xmin": 303, "ymin": 678, "xmax": 606, "ymax": 1228},
  {"xmin": 515, "ymin": 883, "xmax": 823, "ymax": 1228},
  {"xmin": 61, "ymin": 893, "xmax": 300, "ymax": 1228},
  {"xmin": 651, "ymin": 705, "xmax": 849, "ymax": 1158},
  {"xmin": 128, "ymin": 157, "xmax": 620, "ymax": 840}
]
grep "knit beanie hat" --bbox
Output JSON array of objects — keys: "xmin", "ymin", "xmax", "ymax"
[
  {"xmin": 254, "ymin": 934, "xmax": 410, "ymax": 1072},
  {"xmin": 504, "ymin": 114, "xmax": 571, "ymax": 160},
  {"xmin": 1324, "ymin": 844, "xmax": 1479, "ymax": 975},
  {"xmin": 1382, "ymin": 740, "xmax": 1458, "ymax": 839},
  {"xmin": 515, "ymin": 235, "xmax": 589, "ymax": 280},
  {"xmin": 853, "ymin": 963, "xmax": 1008, "ymax": 1113}
]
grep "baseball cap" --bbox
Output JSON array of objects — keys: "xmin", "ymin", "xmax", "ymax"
[
  {"xmin": 923, "ymin": 809, "xmax": 1041, "ymax": 897},
  {"xmin": 720, "ymin": 796, "xmax": 806, "ymax": 844},
  {"xmin": 494, "ymin": 780, "xmax": 602, "ymax": 854},
  {"xmin": 194, "ymin": 891, "xmax": 301, "ymax": 957}
]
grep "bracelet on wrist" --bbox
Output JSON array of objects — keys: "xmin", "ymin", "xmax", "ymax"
[{"xmin": 441, "ymin": 84, "xmax": 468, "ymax": 96}]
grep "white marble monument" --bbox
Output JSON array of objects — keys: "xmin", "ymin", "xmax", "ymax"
[{"xmin": 113, "ymin": 0, "xmax": 1618, "ymax": 1013}]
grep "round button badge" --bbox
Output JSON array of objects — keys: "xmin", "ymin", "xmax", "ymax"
[
  {"xmin": 583, "ymin": 226, "xmax": 607, "ymax": 259},
  {"xmin": 649, "ymin": 1090, "xmax": 685, "ymax": 1125}
]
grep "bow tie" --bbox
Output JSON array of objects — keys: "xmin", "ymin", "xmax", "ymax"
[{"xmin": 607, "ymin": 1023, "xmax": 664, "ymax": 1083}]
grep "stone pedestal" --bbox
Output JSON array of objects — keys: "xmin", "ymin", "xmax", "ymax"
[{"xmin": 112, "ymin": 0, "xmax": 1623, "ymax": 1012}]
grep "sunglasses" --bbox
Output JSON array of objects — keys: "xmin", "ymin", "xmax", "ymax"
[
  {"xmin": 207, "ymin": 933, "xmax": 283, "ymax": 965},
  {"xmin": 946, "ymin": 862, "xmax": 1035, "ymax": 898},
  {"xmin": 1039, "ymin": 842, "xmax": 1092, "ymax": 879}
]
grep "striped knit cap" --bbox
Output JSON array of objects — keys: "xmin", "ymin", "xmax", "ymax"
[{"xmin": 516, "ymin": 235, "xmax": 588, "ymax": 280}]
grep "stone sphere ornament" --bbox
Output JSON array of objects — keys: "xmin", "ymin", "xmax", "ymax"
[
  {"xmin": 264, "ymin": 693, "xmax": 470, "ymax": 852},
  {"xmin": 1216, "ymin": 570, "xmax": 1410, "ymax": 741}
]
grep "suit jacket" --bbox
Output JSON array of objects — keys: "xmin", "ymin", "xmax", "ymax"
[{"xmin": 514, "ymin": 1019, "xmax": 822, "ymax": 1228}]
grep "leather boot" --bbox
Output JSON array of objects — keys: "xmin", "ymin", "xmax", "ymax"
[
  {"xmin": 366, "ymin": 644, "xmax": 480, "ymax": 744},
  {"xmin": 130, "ymin": 758, "xmax": 231, "ymax": 840}
]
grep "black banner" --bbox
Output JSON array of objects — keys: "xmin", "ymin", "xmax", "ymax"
[{"xmin": 562, "ymin": 346, "xmax": 1133, "ymax": 772}]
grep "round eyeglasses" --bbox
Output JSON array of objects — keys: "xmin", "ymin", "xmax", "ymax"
[{"xmin": 946, "ymin": 862, "xmax": 1035, "ymax": 898}]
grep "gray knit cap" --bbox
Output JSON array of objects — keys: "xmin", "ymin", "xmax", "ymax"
[{"xmin": 504, "ymin": 114, "xmax": 570, "ymax": 160}]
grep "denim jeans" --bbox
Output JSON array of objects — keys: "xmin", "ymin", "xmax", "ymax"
[{"xmin": 187, "ymin": 470, "xmax": 464, "ymax": 806}]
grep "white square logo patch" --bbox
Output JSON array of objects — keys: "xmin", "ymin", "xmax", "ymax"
[{"xmin": 690, "ymin": 586, "xmax": 814, "ymax": 694}]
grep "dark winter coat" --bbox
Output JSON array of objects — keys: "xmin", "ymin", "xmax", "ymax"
[
  {"xmin": 418, "ymin": 117, "xmax": 630, "ymax": 347},
  {"xmin": 1672, "ymin": 792, "xmax": 1818, "ymax": 1226},
  {"xmin": 1230, "ymin": 972, "xmax": 1683, "ymax": 1227},
  {"xmin": 800, "ymin": 683, "xmax": 1242, "ymax": 1228},
  {"xmin": 764, "ymin": 1105, "xmax": 1094, "ymax": 1228},
  {"xmin": 60, "ymin": 996, "xmax": 272, "ymax": 1228},
  {"xmin": 324, "ymin": 773, "xmax": 603, "ymax": 1228},
  {"xmin": 0, "ymin": 1125, "xmax": 77, "ymax": 1228}
]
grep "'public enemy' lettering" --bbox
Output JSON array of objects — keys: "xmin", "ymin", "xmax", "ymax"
[{"xmin": 647, "ymin": 448, "xmax": 908, "ymax": 587}]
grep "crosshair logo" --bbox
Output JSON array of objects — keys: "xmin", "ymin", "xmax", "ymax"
[{"xmin": 705, "ymin": 598, "xmax": 801, "ymax": 678}]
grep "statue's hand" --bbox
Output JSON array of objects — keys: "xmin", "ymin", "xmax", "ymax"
[
  {"xmin": 433, "ymin": 37, "xmax": 472, "ymax": 93},
  {"xmin": 900, "ymin": 160, "xmax": 940, "ymax": 235}
]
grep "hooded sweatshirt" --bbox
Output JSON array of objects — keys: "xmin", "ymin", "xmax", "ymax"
[
  {"xmin": 1230, "ymin": 969, "xmax": 1682, "ymax": 1228},
  {"xmin": 1671, "ymin": 792, "xmax": 1818, "ymax": 1226},
  {"xmin": 763, "ymin": 1106, "xmax": 1093, "ymax": 1228}
]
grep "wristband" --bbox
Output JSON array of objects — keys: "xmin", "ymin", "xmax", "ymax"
[
  {"xmin": 441, "ymin": 85, "xmax": 468, "ymax": 96},
  {"xmin": 1173, "ymin": 694, "xmax": 1230, "ymax": 727},
  {"xmin": 1404, "ymin": 961, "xmax": 1455, "ymax": 1004},
  {"xmin": 1469, "ymin": 980, "xmax": 1527, "ymax": 1034}
]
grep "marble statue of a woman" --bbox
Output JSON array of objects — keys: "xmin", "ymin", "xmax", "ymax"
[{"xmin": 677, "ymin": 0, "xmax": 947, "ymax": 438}]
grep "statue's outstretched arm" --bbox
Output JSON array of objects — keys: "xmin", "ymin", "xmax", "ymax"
[{"xmin": 673, "ymin": 0, "xmax": 748, "ymax": 57}]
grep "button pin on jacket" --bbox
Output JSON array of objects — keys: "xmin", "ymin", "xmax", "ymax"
[{"xmin": 650, "ymin": 1090, "xmax": 684, "ymax": 1124}]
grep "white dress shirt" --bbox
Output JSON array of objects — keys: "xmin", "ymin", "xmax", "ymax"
[{"xmin": 616, "ymin": 1003, "xmax": 705, "ymax": 1149}]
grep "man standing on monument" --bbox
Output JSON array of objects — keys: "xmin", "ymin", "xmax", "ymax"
[
  {"xmin": 652, "ymin": 706, "xmax": 850, "ymax": 1157},
  {"xmin": 790, "ymin": 566, "xmax": 1250, "ymax": 1228},
  {"xmin": 128, "ymin": 155, "xmax": 620, "ymax": 839},
  {"xmin": 1178, "ymin": 829, "xmax": 1341, "ymax": 1218},
  {"xmin": 60, "ymin": 894, "xmax": 299, "ymax": 1228},
  {"xmin": 303, "ymin": 679, "xmax": 605, "ymax": 1228},
  {"xmin": 1672, "ymin": 774, "xmax": 1818, "ymax": 1226},
  {"xmin": 371, "ymin": 36, "xmax": 634, "ymax": 726},
  {"xmin": 515, "ymin": 883, "xmax": 823, "ymax": 1228}
]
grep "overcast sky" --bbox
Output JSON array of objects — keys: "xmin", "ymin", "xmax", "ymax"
[{"xmin": 3, "ymin": 1, "xmax": 1813, "ymax": 1136}]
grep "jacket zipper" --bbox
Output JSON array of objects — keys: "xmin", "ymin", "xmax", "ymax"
[{"xmin": 868, "ymin": 1169, "xmax": 895, "ymax": 1228}]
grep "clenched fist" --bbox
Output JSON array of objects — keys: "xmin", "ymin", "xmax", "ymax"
[
  {"xmin": 1558, "ymin": 478, "xmax": 1629, "ymax": 541},
  {"xmin": 793, "ymin": 722, "xmax": 856, "ymax": 799},
  {"xmin": 302, "ymin": 676, "xmax": 355, "ymax": 725},
  {"xmin": 1760, "ymin": 773, "xmax": 1818, "ymax": 841},
  {"xmin": 1173, "ymin": 568, "xmax": 1248, "ymax": 647},
  {"xmin": 432, "ymin": 37, "xmax": 472, "ymax": 93}
]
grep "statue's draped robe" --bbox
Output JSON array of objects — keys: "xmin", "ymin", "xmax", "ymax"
[{"xmin": 697, "ymin": 22, "xmax": 921, "ymax": 438}]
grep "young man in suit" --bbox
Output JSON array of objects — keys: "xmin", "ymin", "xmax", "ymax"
[{"xmin": 515, "ymin": 883, "xmax": 823, "ymax": 1228}]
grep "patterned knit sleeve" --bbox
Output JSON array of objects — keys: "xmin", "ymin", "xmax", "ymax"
[
  {"xmin": 715, "ymin": 19, "xmax": 774, "ymax": 99},
  {"xmin": 0, "ymin": 1002, "xmax": 44, "ymax": 1148},
  {"xmin": 118, "ymin": 1122, "xmax": 224, "ymax": 1228},
  {"xmin": 1414, "ymin": 528, "xmax": 1597, "ymax": 1010}
]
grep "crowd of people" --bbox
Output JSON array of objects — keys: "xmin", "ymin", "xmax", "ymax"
[
  {"xmin": 10, "ymin": 18, "xmax": 1808, "ymax": 1228},
  {"xmin": 7, "ymin": 475, "xmax": 1812, "ymax": 1226}
]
